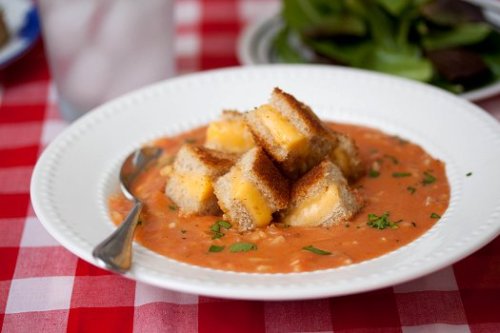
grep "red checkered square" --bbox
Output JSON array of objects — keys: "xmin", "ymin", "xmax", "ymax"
[
  {"xmin": 0, "ymin": 105, "xmax": 46, "ymax": 123},
  {"xmin": 134, "ymin": 303, "xmax": 198, "ymax": 332},
  {"xmin": 2, "ymin": 310, "xmax": 68, "ymax": 333},
  {"xmin": 330, "ymin": 288, "xmax": 402, "ymax": 332},
  {"xmin": 0, "ymin": 248, "xmax": 19, "ymax": 281},
  {"xmin": 74, "ymin": 258, "xmax": 112, "ymax": 277},
  {"xmin": 13, "ymin": 247, "xmax": 78, "ymax": 278},
  {"xmin": 0, "ymin": 218, "xmax": 25, "ymax": 247},
  {"xmin": 457, "ymin": 290, "xmax": 500, "ymax": 332},
  {"xmin": 0, "ymin": 146, "xmax": 40, "ymax": 168},
  {"xmin": 395, "ymin": 291, "xmax": 467, "ymax": 325},
  {"xmin": 70, "ymin": 275, "xmax": 135, "ymax": 308},
  {"xmin": 198, "ymin": 298, "xmax": 265, "ymax": 333},
  {"xmin": 263, "ymin": 299, "xmax": 333, "ymax": 332},
  {"xmin": 0, "ymin": 194, "xmax": 30, "ymax": 218},
  {"xmin": 67, "ymin": 307, "xmax": 134, "ymax": 333}
]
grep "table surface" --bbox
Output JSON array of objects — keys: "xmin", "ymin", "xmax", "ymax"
[{"xmin": 1, "ymin": 1, "xmax": 500, "ymax": 332}]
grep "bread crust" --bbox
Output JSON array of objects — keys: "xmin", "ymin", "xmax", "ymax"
[
  {"xmin": 213, "ymin": 147, "xmax": 290, "ymax": 231},
  {"xmin": 284, "ymin": 159, "xmax": 363, "ymax": 227},
  {"xmin": 165, "ymin": 144, "xmax": 235, "ymax": 216},
  {"xmin": 245, "ymin": 87, "xmax": 337, "ymax": 179}
]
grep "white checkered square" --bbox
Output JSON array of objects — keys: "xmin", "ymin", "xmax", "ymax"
[
  {"xmin": 5, "ymin": 276, "xmax": 74, "ymax": 313},
  {"xmin": 20, "ymin": 217, "xmax": 60, "ymax": 247}
]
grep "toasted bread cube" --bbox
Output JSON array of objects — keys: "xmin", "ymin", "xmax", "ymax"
[
  {"xmin": 205, "ymin": 110, "xmax": 255, "ymax": 154},
  {"xmin": 282, "ymin": 160, "xmax": 362, "ymax": 227},
  {"xmin": 245, "ymin": 88, "xmax": 335, "ymax": 179},
  {"xmin": 165, "ymin": 144, "xmax": 234, "ymax": 215},
  {"xmin": 329, "ymin": 131, "xmax": 364, "ymax": 182},
  {"xmin": 214, "ymin": 147, "xmax": 289, "ymax": 231}
]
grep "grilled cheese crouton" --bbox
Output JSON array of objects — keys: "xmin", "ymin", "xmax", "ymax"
[
  {"xmin": 329, "ymin": 132, "xmax": 363, "ymax": 182},
  {"xmin": 282, "ymin": 160, "xmax": 362, "ymax": 227},
  {"xmin": 205, "ymin": 110, "xmax": 255, "ymax": 154},
  {"xmin": 245, "ymin": 88, "xmax": 336, "ymax": 179},
  {"xmin": 214, "ymin": 147, "xmax": 289, "ymax": 231},
  {"xmin": 165, "ymin": 144, "xmax": 234, "ymax": 215}
]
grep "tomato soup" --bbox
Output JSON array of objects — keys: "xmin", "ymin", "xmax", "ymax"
[{"xmin": 108, "ymin": 122, "xmax": 450, "ymax": 273}]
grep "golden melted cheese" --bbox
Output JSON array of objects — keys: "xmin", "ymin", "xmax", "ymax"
[
  {"xmin": 206, "ymin": 119, "xmax": 255, "ymax": 153},
  {"xmin": 177, "ymin": 173, "xmax": 213, "ymax": 202},
  {"xmin": 255, "ymin": 105, "xmax": 308, "ymax": 154},
  {"xmin": 231, "ymin": 170, "xmax": 272, "ymax": 227},
  {"xmin": 284, "ymin": 185, "xmax": 340, "ymax": 227}
]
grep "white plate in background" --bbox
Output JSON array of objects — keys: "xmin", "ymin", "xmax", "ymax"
[
  {"xmin": 237, "ymin": 15, "xmax": 500, "ymax": 102},
  {"xmin": 31, "ymin": 65, "xmax": 500, "ymax": 300}
]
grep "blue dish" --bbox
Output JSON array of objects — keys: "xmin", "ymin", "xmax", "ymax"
[{"xmin": 0, "ymin": 1, "xmax": 40, "ymax": 69}]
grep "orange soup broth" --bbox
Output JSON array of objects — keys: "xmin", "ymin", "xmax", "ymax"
[{"xmin": 108, "ymin": 122, "xmax": 450, "ymax": 273}]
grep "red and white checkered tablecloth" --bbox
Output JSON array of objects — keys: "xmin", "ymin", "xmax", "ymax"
[{"xmin": 1, "ymin": 0, "xmax": 500, "ymax": 332}]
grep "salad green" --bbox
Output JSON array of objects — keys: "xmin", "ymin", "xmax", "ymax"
[{"xmin": 274, "ymin": 0, "xmax": 500, "ymax": 93}]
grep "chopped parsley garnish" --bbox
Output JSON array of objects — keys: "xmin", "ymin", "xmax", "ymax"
[
  {"xmin": 407, "ymin": 186, "xmax": 417, "ymax": 194},
  {"xmin": 368, "ymin": 169, "xmax": 380, "ymax": 178},
  {"xmin": 367, "ymin": 212, "xmax": 399, "ymax": 230},
  {"xmin": 168, "ymin": 204, "xmax": 178, "ymax": 211},
  {"xmin": 229, "ymin": 242, "xmax": 257, "ymax": 253},
  {"xmin": 466, "ymin": 172, "xmax": 473, "ymax": 177},
  {"xmin": 430, "ymin": 212, "xmax": 441, "ymax": 219},
  {"xmin": 137, "ymin": 220, "xmax": 143, "ymax": 226},
  {"xmin": 422, "ymin": 172, "xmax": 436, "ymax": 185},
  {"xmin": 184, "ymin": 138, "xmax": 197, "ymax": 143},
  {"xmin": 303, "ymin": 245, "xmax": 331, "ymax": 255},
  {"xmin": 210, "ymin": 220, "xmax": 232, "ymax": 239},
  {"xmin": 392, "ymin": 172, "xmax": 412, "ymax": 178},
  {"xmin": 208, "ymin": 245, "xmax": 225, "ymax": 253}
]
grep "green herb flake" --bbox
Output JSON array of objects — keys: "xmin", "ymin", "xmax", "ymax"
[
  {"xmin": 367, "ymin": 212, "xmax": 399, "ymax": 230},
  {"xmin": 303, "ymin": 245, "xmax": 331, "ymax": 255},
  {"xmin": 392, "ymin": 172, "xmax": 412, "ymax": 178},
  {"xmin": 368, "ymin": 169, "xmax": 380, "ymax": 178},
  {"xmin": 217, "ymin": 220, "xmax": 232, "ymax": 229},
  {"xmin": 466, "ymin": 172, "xmax": 472, "ymax": 177},
  {"xmin": 181, "ymin": 229, "xmax": 187, "ymax": 234},
  {"xmin": 229, "ymin": 242, "xmax": 257, "ymax": 253},
  {"xmin": 185, "ymin": 138, "xmax": 197, "ymax": 144},
  {"xmin": 208, "ymin": 245, "xmax": 225, "ymax": 253},
  {"xmin": 137, "ymin": 220, "xmax": 143, "ymax": 226},
  {"xmin": 407, "ymin": 186, "xmax": 417, "ymax": 194},
  {"xmin": 168, "ymin": 204, "xmax": 178, "ymax": 211},
  {"xmin": 209, "ymin": 220, "xmax": 232, "ymax": 239},
  {"xmin": 422, "ymin": 172, "xmax": 437, "ymax": 185},
  {"xmin": 430, "ymin": 212, "xmax": 441, "ymax": 219}
]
